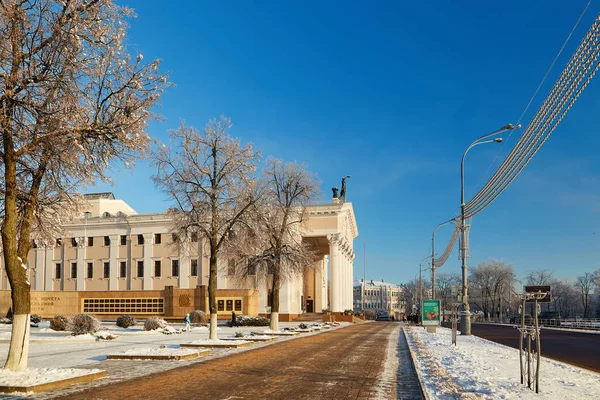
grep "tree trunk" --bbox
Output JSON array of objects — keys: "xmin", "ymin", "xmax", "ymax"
[
  {"xmin": 2, "ymin": 136, "xmax": 32, "ymax": 371},
  {"xmin": 208, "ymin": 247, "xmax": 218, "ymax": 340},
  {"xmin": 5, "ymin": 314, "xmax": 31, "ymax": 372},
  {"xmin": 270, "ymin": 259, "xmax": 281, "ymax": 332}
]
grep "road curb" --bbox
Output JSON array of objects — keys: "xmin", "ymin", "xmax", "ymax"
[{"xmin": 402, "ymin": 326, "xmax": 430, "ymax": 400}]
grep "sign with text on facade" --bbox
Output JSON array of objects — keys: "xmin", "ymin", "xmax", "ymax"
[{"xmin": 422, "ymin": 299, "xmax": 441, "ymax": 326}]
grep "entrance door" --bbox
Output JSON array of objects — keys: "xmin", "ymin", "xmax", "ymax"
[{"xmin": 306, "ymin": 299, "xmax": 314, "ymax": 313}]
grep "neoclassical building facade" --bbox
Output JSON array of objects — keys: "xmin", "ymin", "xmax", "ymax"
[{"xmin": 0, "ymin": 193, "xmax": 358, "ymax": 320}]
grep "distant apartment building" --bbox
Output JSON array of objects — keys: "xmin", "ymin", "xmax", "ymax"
[{"xmin": 353, "ymin": 279, "xmax": 405, "ymax": 318}]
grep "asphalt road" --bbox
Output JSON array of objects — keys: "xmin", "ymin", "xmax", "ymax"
[
  {"xmin": 56, "ymin": 322, "xmax": 408, "ymax": 400},
  {"xmin": 470, "ymin": 323, "xmax": 600, "ymax": 372}
]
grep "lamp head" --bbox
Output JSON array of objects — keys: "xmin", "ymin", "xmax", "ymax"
[{"xmin": 494, "ymin": 138, "xmax": 503, "ymax": 143}]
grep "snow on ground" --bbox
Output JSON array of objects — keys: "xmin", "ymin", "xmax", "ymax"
[
  {"xmin": 406, "ymin": 326, "xmax": 600, "ymax": 399},
  {"xmin": 0, "ymin": 368, "xmax": 103, "ymax": 387},
  {"xmin": 114, "ymin": 347, "xmax": 201, "ymax": 357},
  {"xmin": 188, "ymin": 338, "xmax": 251, "ymax": 345}
]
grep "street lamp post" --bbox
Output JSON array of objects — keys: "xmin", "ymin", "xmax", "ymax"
[
  {"xmin": 418, "ymin": 255, "xmax": 430, "ymax": 324},
  {"xmin": 431, "ymin": 218, "xmax": 455, "ymax": 300},
  {"xmin": 459, "ymin": 123, "xmax": 520, "ymax": 336}
]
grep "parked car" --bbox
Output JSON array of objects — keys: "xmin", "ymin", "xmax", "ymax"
[
  {"xmin": 509, "ymin": 315, "xmax": 533, "ymax": 325},
  {"xmin": 376, "ymin": 313, "xmax": 392, "ymax": 321}
]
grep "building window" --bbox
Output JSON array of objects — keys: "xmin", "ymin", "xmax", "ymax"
[
  {"xmin": 154, "ymin": 233, "xmax": 161, "ymax": 244},
  {"xmin": 138, "ymin": 234, "xmax": 144, "ymax": 245},
  {"xmin": 56, "ymin": 238, "xmax": 62, "ymax": 247},
  {"xmin": 247, "ymin": 261, "xmax": 256, "ymax": 276},
  {"xmin": 87, "ymin": 262, "xmax": 93, "ymax": 279},
  {"xmin": 71, "ymin": 262, "xmax": 77, "ymax": 278},
  {"xmin": 104, "ymin": 236, "xmax": 110, "ymax": 246},
  {"xmin": 235, "ymin": 300, "xmax": 242, "ymax": 312},
  {"xmin": 71, "ymin": 237, "xmax": 77, "ymax": 247},
  {"xmin": 137, "ymin": 261, "xmax": 144, "ymax": 277},
  {"xmin": 218, "ymin": 300, "xmax": 224, "ymax": 311},
  {"xmin": 227, "ymin": 259, "xmax": 235, "ymax": 276},
  {"xmin": 120, "ymin": 235, "xmax": 127, "ymax": 245},
  {"xmin": 87, "ymin": 237, "xmax": 93, "ymax": 247},
  {"xmin": 154, "ymin": 260, "xmax": 161, "ymax": 277},
  {"xmin": 55, "ymin": 263, "xmax": 61, "ymax": 279},
  {"xmin": 120, "ymin": 261, "xmax": 127, "ymax": 278},
  {"xmin": 191, "ymin": 232, "xmax": 198, "ymax": 242},
  {"xmin": 191, "ymin": 259, "xmax": 198, "ymax": 276},
  {"xmin": 171, "ymin": 259, "xmax": 179, "ymax": 277},
  {"xmin": 104, "ymin": 262, "xmax": 110, "ymax": 278},
  {"xmin": 226, "ymin": 299, "xmax": 233, "ymax": 311},
  {"xmin": 172, "ymin": 233, "xmax": 178, "ymax": 243}
]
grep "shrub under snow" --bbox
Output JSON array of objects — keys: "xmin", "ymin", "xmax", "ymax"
[
  {"xmin": 144, "ymin": 316, "xmax": 167, "ymax": 331},
  {"xmin": 50, "ymin": 315, "xmax": 71, "ymax": 331},
  {"xmin": 116, "ymin": 315, "xmax": 136, "ymax": 328},
  {"xmin": 229, "ymin": 315, "xmax": 270, "ymax": 327},
  {"xmin": 30, "ymin": 315, "xmax": 42, "ymax": 324},
  {"xmin": 71, "ymin": 313, "xmax": 100, "ymax": 335},
  {"xmin": 189, "ymin": 310, "xmax": 208, "ymax": 324}
]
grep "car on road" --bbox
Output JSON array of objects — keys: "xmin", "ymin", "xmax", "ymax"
[
  {"xmin": 510, "ymin": 315, "xmax": 534, "ymax": 325},
  {"xmin": 376, "ymin": 313, "xmax": 392, "ymax": 321}
]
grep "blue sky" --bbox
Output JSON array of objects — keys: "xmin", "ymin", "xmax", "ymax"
[{"xmin": 92, "ymin": 1, "xmax": 600, "ymax": 285}]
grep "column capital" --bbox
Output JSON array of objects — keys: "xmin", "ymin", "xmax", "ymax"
[
  {"xmin": 142, "ymin": 233, "xmax": 154, "ymax": 244},
  {"xmin": 327, "ymin": 233, "xmax": 340, "ymax": 244},
  {"xmin": 109, "ymin": 234, "xmax": 120, "ymax": 246},
  {"xmin": 75, "ymin": 236, "xmax": 86, "ymax": 249}
]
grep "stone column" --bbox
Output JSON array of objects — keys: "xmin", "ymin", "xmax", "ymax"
[
  {"xmin": 109, "ymin": 235, "xmax": 119, "ymax": 290},
  {"xmin": 76, "ymin": 237, "xmax": 85, "ymax": 290},
  {"xmin": 179, "ymin": 240, "xmax": 190, "ymax": 289},
  {"xmin": 350, "ymin": 252, "xmax": 355, "ymax": 311},
  {"xmin": 44, "ymin": 245, "xmax": 53, "ymax": 291},
  {"xmin": 327, "ymin": 234, "xmax": 341, "ymax": 312},
  {"xmin": 34, "ymin": 245, "xmax": 45, "ymax": 291},
  {"xmin": 142, "ymin": 233, "xmax": 153, "ymax": 290}
]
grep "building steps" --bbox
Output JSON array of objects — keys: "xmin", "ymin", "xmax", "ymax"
[{"xmin": 293, "ymin": 313, "xmax": 323, "ymax": 322}]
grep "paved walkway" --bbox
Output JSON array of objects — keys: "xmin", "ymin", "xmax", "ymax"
[{"xmin": 54, "ymin": 322, "xmax": 415, "ymax": 400}]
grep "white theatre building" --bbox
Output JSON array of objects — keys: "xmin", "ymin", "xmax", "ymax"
[{"xmin": 0, "ymin": 192, "xmax": 358, "ymax": 321}]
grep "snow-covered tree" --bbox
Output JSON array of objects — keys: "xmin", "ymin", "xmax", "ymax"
[
  {"xmin": 226, "ymin": 158, "xmax": 320, "ymax": 331},
  {"xmin": 0, "ymin": 0, "xmax": 167, "ymax": 371},
  {"xmin": 151, "ymin": 118, "xmax": 260, "ymax": 339}
]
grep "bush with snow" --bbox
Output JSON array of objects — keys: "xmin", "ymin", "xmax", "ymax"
[
  {"xmin": 144, "ymin": 316, "xmax": 167, "ymax": 331},
  {"xmin": 229, "ymin": 315, "xmax": 270, "ymax": 327},
  {"xmin": 30, "ymin": 315, "xmax": 42, "ymax": 324},
  {"xmin": 71, "ymin": 313, "xmax": 100, "ymax": 335},
  {"xmin": 189, "ymin": 310, "xmax": 208, "ymax": 324},
  {"xmin": 235, "ymin": 331, "xmax": 245, "ymax": 338},
  {"xmin": 50, "ymin": 315, "xmax": 71, "ymax": 331},
  {"xmin": 116, "ymin": 315, "xmax": 136, "ymax": 328},
  {"xmin": 0, "ymin": 317, "xmax": 11, "ymax": 324},
  {"xmin": 299, "ymin": 323, "xmax": 308, "ymax": 329}
]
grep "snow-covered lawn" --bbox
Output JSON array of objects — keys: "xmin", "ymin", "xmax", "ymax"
[
  {"xmin": 406, "ymin": 326, "xmax": 600, "ymax": 399},
  {"xmin": 0, "ymin": 368, "xmax": 104, "ymax": 387}
]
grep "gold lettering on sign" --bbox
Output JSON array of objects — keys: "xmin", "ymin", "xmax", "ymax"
[{"xmin": 178, "ymin": 294, "xmax": 191, "ymax": 307}]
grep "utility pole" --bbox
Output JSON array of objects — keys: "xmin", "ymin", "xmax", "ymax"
[{"xmin": 362, "ymin": 242, "xmax": 366, "ymax": 313}]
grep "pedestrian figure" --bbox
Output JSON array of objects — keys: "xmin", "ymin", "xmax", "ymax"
[
  {"xmin": 184, "ymin": 313, "xmax": 191, "ymax": 332},
  {"xmin": 231, "ymin": 311, "xmax": 236, "ymax": 327}
]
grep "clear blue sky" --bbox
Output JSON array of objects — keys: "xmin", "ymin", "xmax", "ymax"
[{"xmin": 92, "ymin": 0, "xmax": 600, "ymax": 285}]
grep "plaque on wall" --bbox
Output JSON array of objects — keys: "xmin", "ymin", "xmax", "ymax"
[
  {"xmin": 226, "ymin": 299, "xmax": 233, "ymax": 311},
  {"xmin": 235, "ymin": 300, "xmax": 242, "ymax": 311},
  {"xmin": 217, "ymin": 300, "xmax": 224, "ymax": 311}
]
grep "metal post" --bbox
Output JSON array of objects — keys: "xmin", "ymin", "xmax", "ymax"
[
  {"xmin": 363, "ymin": 242, "xmax": 366, "ymax": 313},
  {"xmin": 458, "ymin": 124, "xmax": 519, "ymax": 335},
  {"xmin": 520, "ymin": 296, "xmax": 525, "ymax": 384},
  {"xmin": 535, "ymin": 299, "xmax": 541, "ymax": 393},
  {"xmin": 419, "ymin": 266, "xmax": 422, "ymax": 325}
]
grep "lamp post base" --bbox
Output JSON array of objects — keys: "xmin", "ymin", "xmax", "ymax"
[{"xmin": 460, "ymin": 311, "xmax": 472, "ymax": 335}]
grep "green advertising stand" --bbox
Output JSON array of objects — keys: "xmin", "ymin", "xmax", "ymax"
[{"xmin": 422, "ymin": 299, "xmax": 441, "ymax": 333}]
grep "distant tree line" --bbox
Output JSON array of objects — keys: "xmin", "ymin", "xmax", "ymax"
[{"xmin": 401, "ymin": 260, "xmax": 600, "ymax": 320}]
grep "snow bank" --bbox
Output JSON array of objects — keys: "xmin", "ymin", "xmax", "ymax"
[
  {"xmin": 406, "ymin": 326, "xmax": 600, "ymax": 399},
  {"xmin": 0, "ymin": 368, "xmax": 103, "ymax": 387},
  {"xmin": 116, "ymin": 347, "xmax": 200, "ymax": 357}
]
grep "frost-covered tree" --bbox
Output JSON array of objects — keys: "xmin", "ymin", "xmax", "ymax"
[
  {"xmin": 152, "ymin": 118, "xmax": 260, "ymax": 340},
  {"xmin": 229, "ymin": 158, "xmax": 319, "ymax": 331},
  {"xmin": 575, "ymin": 272, "xmax": 595, "ymax": 318},
  {"xmin": 0, "ymin": 0, "xmax": 167, "ymax": 371}
]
